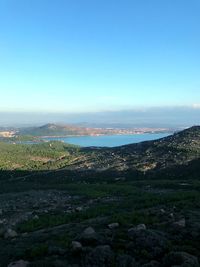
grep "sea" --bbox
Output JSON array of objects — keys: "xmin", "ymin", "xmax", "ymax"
[{"xmin": 43, "ymin": 133, "xmax": 171, "ymax": 147}]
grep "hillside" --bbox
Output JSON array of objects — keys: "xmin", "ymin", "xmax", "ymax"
[
  {"xmin": 66, "ymin": 126, "xmax": 200, "ymax": 173},
  {"xmin": 0, "ymin": 126, "xmax": 200, "ymax": 267},
  {"xmin": 0, "ymin": 126, "xmax": 199, "ymax": 176}
]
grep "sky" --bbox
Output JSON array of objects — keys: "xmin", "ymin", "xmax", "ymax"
[{"xmin": 0, "ymin": 0, "xmax": 200, "ymax": 113}]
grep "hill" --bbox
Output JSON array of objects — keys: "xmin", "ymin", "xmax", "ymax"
[
  {"xmin": 17, "ymin": 123, "xmax": 173, "ymax": 137},
  {"xmin": 0, "ymin": 126, "xmax": 199, "ymax": 175},
  {"xmin": 0, "ymin": 126, "xmax": 200, "ymax": 266},
  {"xmin": 67, "ymin": 126, "xmax": 200, "ymax": 174}
]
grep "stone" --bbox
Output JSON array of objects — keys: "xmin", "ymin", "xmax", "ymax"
[
  {"xmin": 4, "ymin": 229, "xmax": 18, "ymax": 239},
  {"xmin": 78, "ymin": 226, "xmax": 99, "ymax": 246},
  {"xmin": 71, "ymin": 241, "xmax": 82, "ymax": 251},
  {"xmin": 163, "ymin": 251, "xmax": 199, "ymax": 267},
  {"xmin": 7, "ymin": 260, "xmax": 29, "ymax": 267},
  {"xmin": 84, "ymin": 245, "xmax": 114, "ymax": 267},
  {"xmin": 142, "ymin": 261, "xmax": 160, "ymax": 267},
  {"xmin": 83, "ymin": 227, "xmax": 95, "ymax": 235},
  {"xmin": 48, "ymin": 246, "xmax": 66, "ymax": 255},
  {"xmin": 128, "ymin": 224, "xmax": 146, "ymax": 233},
  {"xmin": 127, "ymin": 229, "xmax": 168, "ymax": 258},
  {"xmin": 0, "ymin": 227, "xmax": 6, "ymax": 238},
  {"xmin": 116, "ymin": 254, "xmax": 136, "ymax": 267},
  {"xmin": 108, "ymin": 222, "xmax": 119, "ymax": 229},
  {"xmin": 33, "ymin": 215, "xmax": 39, "ymax": 220},
  {"xmin": 75, "ymin": 207, "xmax": 83, "ymax": 212},
  {"xmin": 173, "ymin": 218, "xmax": 186, "ymax": 228}
]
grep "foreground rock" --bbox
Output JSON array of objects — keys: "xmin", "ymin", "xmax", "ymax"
[
  {"xmin": 71, "ymin": 241, "xmax": 82, "ymax": 252},
  {"xmin": 78, "ymin": 227, "xmax": 101, "ymax": 246},
  {"xmin": 127, "ymin": 229, "xmax": 168, "ymax": 259},
  {"xmin": 4, "ymin": 228, "xmax": 18, "ymax": 239},
  {"xmin": 108, "ymin": 222, "xmax": 119, "ymax": 229},
  {"xmin": 116, "ymin": 254, "xmax": 136, "ymax": 267},
  {"xmin": 7, "ymin": 260, "xmax": 29, "ymax": 267},
  {"xmin": 84, "ymin": 245, "xmax": 114, "ymax": 267},
  {"xmin": 163, "ymin": 251, "xmax": 200, "ymax": 267}
]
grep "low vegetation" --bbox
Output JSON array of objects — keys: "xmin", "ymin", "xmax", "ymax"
[{"xmin": 0, "ymin": 126, "xmax": 200, "ymax": 266}]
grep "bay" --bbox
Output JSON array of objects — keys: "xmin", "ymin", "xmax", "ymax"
[{"xmin": 43, "ymin": 133, "xmax": 171, "ymax": 147}]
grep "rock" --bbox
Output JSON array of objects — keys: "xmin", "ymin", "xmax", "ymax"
[
  {"xmin": 77, "ymin": 226, "xmax": 102, "ymax": 246},
  {"xmin": 128, "ymin": 224, "xmax": 146, "ymax": 233},
  {"xmin": 84, "ymin": 245, "xmax": 114, "ymax": 267},
  {"xmin": 4, "ymin": 229, "xmax": 18, "ymax": 239},
  {"xmin": 48, "ymin": 246, "xmax": 66, "ymax": 255},
  {"xmin": 142, "ymin": 261, "xmax": 160, "ymax": 267},
  {"xmin": 75, "ymin": 207, "xmax": 83, "ymax": 212},
  {"xmin": 127, "ymin": 229, "xmax": 168, "ymax": 259},
  {"xmin": 108, "ymin": 222, "xmax": 119, "ymax": 229},
  {"xmin": 116, "ymin": 254, "xmax": 136, "ymax": 267},
  {"xmin": 173, "ymin": 218, "xmax": 186, "ymax": 228},
  {"xmin": 136, "ymin": 224, "xmax": 147, "ymax": 231},
  {"xmin": 160, "ymin": 209, "xmax": 165, "ymax": 214},
  {"xmin": 83, "ymin": 227, "xmax": 95, "ymax": 235},
  {"xmin": 71, "ymin": 241, "xmax": 82, "ymax": 251},
  {"xmin": 53, "ymin": 260, "xmax": 70, "ymax": 267},
  {"xmin": 163, "ymin": 251, "xmax": 199, "ymax": 267},
  {"xmin": 7, "ymin": 260, "xmax": 29, "ymax": 267},
  {"xmin": 0, "ymin": 227, "xmax": 6, "ymax": 238},
  {"xmin": 33, "ymin": 215, "xmax": 39, "ymax": 220}
]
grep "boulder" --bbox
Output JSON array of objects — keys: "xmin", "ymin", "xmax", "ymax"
[
  {"xmin": 108, "ymin": 222, "xmax": 119, "ymax": 229},
  {"xmin": 84, "ymin": 245, "xmax": 114, "ymax": 267},
  {"xmin": 127, "ymin": 229, "xmax": 168, "ymax": 259},
  {"xmin": 173, "ymin": 218, "xmax": 186, "ymax": 228},
  {"xmin": 128, "ymin": 224, "xmax": 146, "ymax": 233},
  {"xmin": 4, "ymin": 229, "xmax": 18, "ymax": 239},
  {"xmin": 71, "ymin": 241, "xmax": 82, "ymax": 251},
  {"xmin": 7, "ymin": 260, "xmax": 29, "ymax": 267},
  {"xmin": 142, "ymin": 261, "xmax": 160, "ymax": 267},
  {"xmin": 0, "ymin": 227, "xmax": 5, "ymax": 238},
  {"xmin": 75, "ymin": 207, "xmax": 83, "ymax": 212},
  {"xmin": 116, "ymin": 254, "xmax": 136, "ymax": 267},
  {"xmin": 83, "ymin": 227, "xmax": 95, "ymax": 235},
  {"xmin": 48, "ymin": 246, "xmax": 66, "ymax": 255},
  {"xmin": 78, "ymin": 227, "xmax": 99, "ymax": 246},
  {"xmin": 163, "ymin": 251, "xmax": 199, "ymax": 267}
]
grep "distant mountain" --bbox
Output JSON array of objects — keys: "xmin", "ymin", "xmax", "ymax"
[
  {"xmin": 18, "ymin": 123, "xmax": 171, "ymax": 137},
  {"xmin": 18, "ymin": 123, "xmax": 114, "ymax": 137}
]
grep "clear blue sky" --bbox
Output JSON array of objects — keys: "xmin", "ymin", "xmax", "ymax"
[{"xmin": 0, "ymin": 0, "xmax": 200, "ymax": 112}]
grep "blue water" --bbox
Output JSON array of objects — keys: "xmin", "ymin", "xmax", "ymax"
[{"xmin": 43, "ymin": 133, "xmax": 170, "ymax": 147}]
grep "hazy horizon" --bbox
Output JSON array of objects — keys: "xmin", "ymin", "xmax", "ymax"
[{"xmin": 0, "ymin": 106, "xmax": 199, "ymax": 128}]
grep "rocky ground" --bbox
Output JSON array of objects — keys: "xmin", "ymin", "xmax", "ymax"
[{"xmin": 0, "ymin": 179, "xmax": 200, "ymax": 267}]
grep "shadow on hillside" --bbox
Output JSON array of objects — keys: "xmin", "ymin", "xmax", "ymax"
[{"xmin": 0, "ymin": 158, "xmax": 200, "ymax": 194}]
